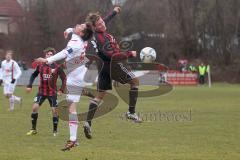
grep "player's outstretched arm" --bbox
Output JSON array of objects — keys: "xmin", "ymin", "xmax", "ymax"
[
  {"xmin": 35, "ymin": 49, "xmax": 68, "ymax": 64},
  {"xmin": 26, "ymin": 66, "xmax": 39, "ymax": 93}
]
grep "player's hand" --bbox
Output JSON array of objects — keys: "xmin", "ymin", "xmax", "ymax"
[
  {"xmin": 64, "ymin": 31, "xmax": 69, "ymax": 39},
  {"xmin": 35, "ymin": 57, "xmax": 47, "ymax": 63},
  {"xmin": 114, "ymin": 6, "xmax": 121, "ymax": 13},
  {"xmin": 131, "ymin": 51, "xmax": 137, "ymax": 57},
  {"xmin": 26, "ymin": 87, "xmax": 32, "ymax": 93},
  {"xmin": 11, "ymin": 79, "xmax": 16, "ymax": 84},
  {"xmin": 57, "ymin": 90, "xmax": 63, "ymax": 96}
]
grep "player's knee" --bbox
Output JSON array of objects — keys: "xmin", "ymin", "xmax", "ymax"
[
  {"xmin": 69, "ymin": 103, "xmax": 77, "ymax": 113},
  {"xmin": 129, "ymin": 78, "xmax": 139, "ymax": 87},
  {"xmin": 52, "ymin": 108, "xmax": 58, "ymax": 116},
  {"xmin": 32, "ymin": 104, "xmax": 39, "ymax": 112},
  {"xmin": 6, "ymin": 94, "xmax": 12, "ymax": 98},
  {"xmin": 32, "ymin": 108, "xmax": 38, "ymax": 113}
]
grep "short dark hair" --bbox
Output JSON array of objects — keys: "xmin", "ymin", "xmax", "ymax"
[
  {"xmin": 85, "ymin": 12, "xmax": 101, "ymax": 26},
  {"xmin": 43, "ymin": 47, "xmax": 56, "ymax": 54},
  {"xmin": 81, "ymin": 22, "xmax": 93, "ymax": 41}
]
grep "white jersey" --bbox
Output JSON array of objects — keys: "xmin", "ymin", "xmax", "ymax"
[
  {"xmin": 0, "ymin": 64, "xmax": 2, "ymax": 81},
  {"xmin": 47, "ymin": 29, "xmax": 88, "ymax": 87},
  {"xmin": 0, "ymin": 59, "xmax": 22, "ymax": 83}
]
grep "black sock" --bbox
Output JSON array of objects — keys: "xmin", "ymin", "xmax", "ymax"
[
  {"xmin": 86, "ymin": 100, "xmax": 98, "ymax": 126},
  {"xmin": 53, "ymin": 116, "xmax": 59, "ymax": 132},
  {"xmin": 31, "ymin": 112, "xmax": 38, "ymax": 130},
  {"xmin": 129, "ymin": 88, "xmax": 139, "ymax": 114}
]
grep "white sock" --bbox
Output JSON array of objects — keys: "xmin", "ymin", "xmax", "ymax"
[
  {"xmin": 12, "ymin": 95, "xmax": 21, "ymax": 102},
  {"xmin": 9, "ymin": 96, "xmax": 15, "ymax": 110},
  {"xmin": 69, "ymin": 112, "xmax": 78, "ymax": 141}
]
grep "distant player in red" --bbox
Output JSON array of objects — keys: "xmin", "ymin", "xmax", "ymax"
[{"xmin": 26, "ymin": 47, "xmax": 66, "ymax": 136}]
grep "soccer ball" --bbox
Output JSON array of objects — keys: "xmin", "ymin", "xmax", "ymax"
[{"xmin": 140, "ymin": 47, "xmax": 157, "ymax": 63}]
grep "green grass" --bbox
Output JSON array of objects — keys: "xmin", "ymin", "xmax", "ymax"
[{"xmin": 0, "ymin": 84, "xmax": 240, "ymax": 160}]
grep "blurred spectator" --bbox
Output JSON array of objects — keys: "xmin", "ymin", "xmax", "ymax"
[
  {"xmin": 22, "ymin": 60, "xmax": 28, "ymax": 70},
  {"xmin": 188, "ymin": 64, "xmax": 197, "ymax": 72},
  {"xmin": 159, "ymin": 72, "xmax": 166, "ymax": 84},
  {"xmin": 198, "ymin": 62, "xmax": 207, "ymax": 85},
  {"xmin": 177, "ymin": 59, "xmax": 188, "ymax": 72},
  {"xmin": 17, "ymin": 60, "xmax": 28, "ymax": 70},
  {"xmin": 18, "ymin": 60, "xmax": 22, "ymax": 67}
]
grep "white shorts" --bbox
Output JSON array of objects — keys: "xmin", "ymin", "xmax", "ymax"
[
  {"xmin": 3, "ymin": 82, "xmax": 16, "ymax": 95},
  {"xmin": 66, "ymin": 66, "xmax": 87, "ymax": 103},
  {"xmin": 66, "ymin": 94, "xmax": 82, "ymax": 103}
]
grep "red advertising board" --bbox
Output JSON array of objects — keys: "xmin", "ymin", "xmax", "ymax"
[{"xmin": 166, "ymin": 70, "xmax": 198, "ymax": 85}]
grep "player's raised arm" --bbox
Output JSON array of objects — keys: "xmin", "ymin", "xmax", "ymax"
[{"xmin": 103, "ymin": 6, "xmax": 121, "ymax": 24}]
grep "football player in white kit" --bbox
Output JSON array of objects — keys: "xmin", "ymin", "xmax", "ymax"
[
  {"xmin": 0, "ymin": 50, "xmax": 22, "ymax": 111},
  {"xmin": 35, "ymin": 23, "xmax": 93, "ymax": 151}
]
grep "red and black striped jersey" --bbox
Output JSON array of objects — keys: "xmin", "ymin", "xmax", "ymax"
[
  {"xmin": 27, "ymin": 63, "xmax": 66, "ymax": 96},
  {"xmin": 92, "ymin": 11, "xmax": 133, "ymax": 63}
]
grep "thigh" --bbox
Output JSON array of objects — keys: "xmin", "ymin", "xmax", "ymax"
[
  {"xmin": 111, "ymin": 63, "xmax": 135, "ymax": 84},
  {"xmin": 47, "ymin": 95, "xmax": 58, "ymax": 107},
  {"xmin": 97, "ymin": 70, "xmax": 112, "ymax": 91},
  {"xmin": 67, "ymin": 73, "xmax": 85, "ymax": 96},
  {"xmin": 4, "ymin": 82, "xmax": 16, "ymax": 95},
  {"xmin": 66, "ymin": 78, "xmax": 83, "ymax": 103},
  {"xmin": 34, "ymin": 93, "xmax": 46, "ymax": 106}
]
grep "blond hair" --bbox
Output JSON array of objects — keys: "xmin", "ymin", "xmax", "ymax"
[{"xmin": 85, "ymin": 12, "xmax": 101, "ymax": 26}]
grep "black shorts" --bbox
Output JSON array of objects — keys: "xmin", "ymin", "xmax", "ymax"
[
  {"xmin": 97, "ymin": 62, "xmax": 136, "ymax": 91},
  {"xmin": 34, "ymin": 93, "xmax": 58, "ymax": 107}
]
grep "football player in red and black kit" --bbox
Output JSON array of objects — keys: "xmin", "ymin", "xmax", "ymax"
[
  {"xmin": 26, "ymin": 47, "xmax": 66, "ymax": 136},
  {"xmin": 83, "ymin": 6, "xmax": 142, "ymax": 139}
]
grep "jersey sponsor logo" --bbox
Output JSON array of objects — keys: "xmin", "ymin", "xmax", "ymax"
[
  {"xmin": 42, "ymin": 74, "xmax": 52, "ymax": 80},
  {"xmin": 5, "ymin": 69, "xmax": 12, "ymax": 73}
]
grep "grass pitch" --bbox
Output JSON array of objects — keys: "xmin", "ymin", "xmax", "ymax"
[{"xmin": 0, "ymin": 84, "xmax": 240, "ymax": 160}]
